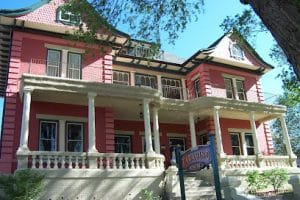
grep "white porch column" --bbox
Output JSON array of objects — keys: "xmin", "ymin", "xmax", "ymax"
[
  {"xmin": 59, "ymin": 120, "xmax": 66, "ymax": 151},
  {"xmin": 17, "ymin": 87, "xmax": 33, "ymax": 152},
  {"xmin": 250, "ymin": 111, "xmax": 261, "ymax": 155},
  {"xmin": 213, "ymin": 106, "xmax": 225, "ymax": 156},
  {"xmin": 157, "ymin": 75, "xmax": 162, "ymax": 93},
  {"xmin": 279, "ymin": 114, "xmax": 296, "ymax": 157},
  {"xmin": 181, "ymin": 78, "xmax": 187, "ymax": 100},
  {"xmin": 88, "ymin": 92, "xmax": 98, "ymax": 153},
  {"xmin": 152, "ymin": 107, "xmax": 160, "ymax": 154},
  {"xmin": 130, "ymin": 71, "xmax": 135, "ymax": 86},
  {"xmin": 143, "ymin": 99, "xmax": 154, "ymax": 154},
  {"xmin": 189, "ymin": 112, "xmax": 197, "ymax": 147}
]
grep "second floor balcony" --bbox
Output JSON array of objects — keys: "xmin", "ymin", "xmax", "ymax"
[{"xmin": 27, "ymin": 59, "xmax": 277, "ymax": 103}]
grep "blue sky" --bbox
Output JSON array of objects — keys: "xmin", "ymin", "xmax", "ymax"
[{"xmin": 0, "ymin": 0, "xmax": 283, "ymax": 130}]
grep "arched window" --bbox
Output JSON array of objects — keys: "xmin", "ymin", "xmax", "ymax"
[{"xmin": 229, "ymin": 43, "xmax": 244, "ymax": 60}]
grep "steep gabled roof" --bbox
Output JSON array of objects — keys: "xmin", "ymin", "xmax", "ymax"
[{"xmin": 181, "ymin": 29, "xmax": 274, "ymax": 74}]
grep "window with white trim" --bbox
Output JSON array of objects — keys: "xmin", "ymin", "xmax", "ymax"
[
  {"xmin": 229, "ymin": 43, "xmax": 244, "ymax": 60},
  {"xmin": 68, "ymin": 52, "xmax": 81, "ymax": 79},
  {"xmin": 113, "ymin": 70, "xmax": 130, "ymax": 85},
  {"xmin": 193, "ymin": 78, "xmax": 201, "ymax": 98},
  {"xmin": 224, "ymin": 77, "xmax": 246, "ymax": 100},
  {"xmin": 46, "ymin": 49, "xmax": 61, "ymax": 77},
  {"xmin": 57, "ymin": 8, "xmax": 81, "ymax": 26},
  {"xmin": 115, "ymin": 135, "xmax": 132, "ymax": 153},
  {"xmin": 66, "ymin": 122, "xmax": 83, "ymax": 152},
  {"xmin": 230, "ymin": 132, "xmax": 255, "ymax": 156},
  {"xmin": 39, "ymin": 120, "xmax": 58, "ymax": 151},
  {"xmin": 135, "ymin": 74, "xmax": 157, "ymax": 89}
]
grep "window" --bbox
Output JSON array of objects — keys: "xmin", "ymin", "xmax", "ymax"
[
  {"xmin": 199, "ymin": 134, "xmax": 208, "ymax": 145},
  {"xmin": 68, "ymin": 52, "xmax": 81, "ymax": 79},
  {"xmin": 193, "ymin": 78, "xmax": 201, "ymax": 98},
  {"xmin": 39, "ymin": 120, "xmax": 58, "ymax": 151},
  {"xmin": 57, "ymin": 8, "xmax": 80, "ymax": 26},
  {"xmin": 46, "ymin": 49, "xmax": 61, "ymax": 77},
  {"xmin": 169, "ymin": 137, "xmax": 185, "ymax": 155},
  {"xmin": 113, "ymin": 71, "xmax": 130, "ymax": 85},
  {"xmin": 161, "ymin": 78, "xmax": 182, "ymax": 99},
  {"xmin": 66, "ymin": 122, "xmax": 83, "ymax": 152},
  {"xmin": 230, "ymin": 133, "xmax": 242, "ymax": 155},
  {"xmin": 230, "ymin": 132, "xmax": 255, "ymax": 156},
  {"xmin": 115, "ymin": 135, "xmax": 132, "ymax": 153},
  {"xmin": 135, "ymin": 74, "xmax": 157, "ymax": 89},
  {"xmin": 245, "ymin": 133, "xmax": 255, "ymax": 155},
  {"xmin": 224, "ymin": 77, "xmax": 246, "ymax": 100},
  {"xmin": 229, "ymin": 43, "xmax": 244, "ymax": 60}
]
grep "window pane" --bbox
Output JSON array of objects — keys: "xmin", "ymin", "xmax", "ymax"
[
  {"xmin": 115, "ymin": 135, "xmax": 131, "ymax": 153},
  {"xmin": 47, "ymin": 50, "xmax": 60, "ymax": 77},
  {"xmin": 247, "ymin": 148, "xmax": 255, "ymax": 155},
  {"xmin": 67, "ymin": 123, "xmax": 83, "ymax": 152},
  {"xmin": 39, "ymin": 121, "xmax": 57, "ymax": 151},
  {"xmin": 230, "ymin": 134, "xmax": 239, "ymax": 146},
  {"xmin": 68, "ymin": 53, "xmax": 81, "ymax": 79},
  {"xmin": 236, "ymin": 80, "xmax": 246, "ymax": 100},
  {"xmin": 194, "ymin": 78, "xmax": 201, "ymax": 98},
  {"xmin": 224, "ymin": 78, "xmax": 234, "ymax": 99},
  {"xmin": 245, "ymin": 134, "xmax": 254, "ymax": 147},
  {"xmin": 232, "ymin": 147, "xmax": 241, "ymax": 155},
  {"xmin": 231, "ymin": 44, "xmax": 244, "ymax": 59}
]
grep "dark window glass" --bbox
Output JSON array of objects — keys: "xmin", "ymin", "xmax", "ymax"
[
  {"xmin": 66, "ymin": 122, "xmax": 83, "ymax": 152},
  {"xmin": 39, "ymin": 121, "xmax": 57, "ymax": 151},
  {"xmin": 115, "ymin": 135, "xmax": 131, "ymax": 153}
]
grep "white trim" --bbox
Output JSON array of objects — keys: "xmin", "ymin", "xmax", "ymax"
[
  {"xmin": 115, "ymin": 130, "xmax": 134, "ymax": 135},
  {"xmin": 222, "ymin": 73, "xmax": 245, "ymax": 81},
  {"xmin": 45, "ymin": 43, "xmax": 85, "ymax": 54},
  {"xmin": 228, "ymin": 128, "xmax": 251, "ymax": 133},
  {"xmin": 36, "ymin": 114, "xmax": 88, "ymax": 122},
  {"xmin": 139, "ymin": 131, "xmax": 162, "ymax": 136},
  {"xmin": 166, "ymin": 133, "xmax": 186, "ymax": 138},
  {"xmin": 191, "ymin": 74, "xmax": 200, "ymax": 81}
]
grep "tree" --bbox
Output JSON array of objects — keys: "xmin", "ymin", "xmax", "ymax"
[{"xmin": 67, "ymin": 0, "xmax": 300, "ymax": 80}]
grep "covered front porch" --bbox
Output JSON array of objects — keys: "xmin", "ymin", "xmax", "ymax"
[{"xmin": 16, "ymin": 74, "xmax": 297, "ymax": 173}]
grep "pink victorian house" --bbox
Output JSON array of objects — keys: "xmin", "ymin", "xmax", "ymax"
[{"xmin": 0, "ymin": 0, "xmax": 298, "ymax": 199}]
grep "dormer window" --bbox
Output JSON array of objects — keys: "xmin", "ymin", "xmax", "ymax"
[
  {"xmin": 57, "ymin": 8, "xmax": 80, "ymax": 26},
  {"xmin": 229, "ymin": 43, "xmax": 244, "ymax": 60}
]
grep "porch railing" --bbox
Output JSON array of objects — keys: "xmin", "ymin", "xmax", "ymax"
[
  {"xmin": 220, "ymin": 155, "xmax": 294, "ymax": 169},
  {"xmin": 162, "ymin": 85, "xmax": 183, "ymax": 100},
  {"xmin": 17, "ymin": 151, "xmax": 165, "ymax": 170}
]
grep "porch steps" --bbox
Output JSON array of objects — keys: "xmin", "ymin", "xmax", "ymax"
[{"xmin": 170, "ymin": 173, "xmax": 218, "ymax": 200}]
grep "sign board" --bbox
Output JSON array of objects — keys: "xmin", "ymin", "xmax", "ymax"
[{"xmin": 181, "ymin": 145, "xmax": 211, "ymax": 172}]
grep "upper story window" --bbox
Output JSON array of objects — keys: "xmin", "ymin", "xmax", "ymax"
[
  {"xmin": 161, "ymin": 78, "xmax": 182, "ymax": 99},
  {"xmin": 229, "ymin": 43, "xmax": 244, "ymax": 60},
  {"xmin": 57, "ymin": 7, "xmax": 81, "ymax": 26},
  {"xmin": 113, "ymin": 70, "xmax": 130, "ymax": 86},
  {"xmin": 46, "ymin": 48, "xmax": 82, "ymax": 80},
  {"xmin": 135, "ymin": 74, "xmax": 157, "ymax": 89},
  {"xmin": 193, "ymin": 78, "xmax": 201, "ymax": 98},
  {"xmin": 224, "ymin": 76, "xmax": 246, "ymax": 101}
]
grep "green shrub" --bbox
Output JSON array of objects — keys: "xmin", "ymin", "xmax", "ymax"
[
  {"xmin": 139, "ymin": 189, "xmax": 161, "ymax": 200},
  {"xmin": 263, "ymin": 168, "xmax": 288, "ymax": 193},
  {"xmin": 0, "ymin": 169, "xmax": 44, "ymax": 200},
  {"xmin": 246, "ymin": 170, "xmax": 268, "ymax": 194}
]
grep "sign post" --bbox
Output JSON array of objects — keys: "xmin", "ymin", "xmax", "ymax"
[
  {"xmin": 209, "ymin": 134, "xmax": 222, "ymax": 200},
  {"xmin": 175, "ymin": 147, "xmax": 186, "ymax": 200}
]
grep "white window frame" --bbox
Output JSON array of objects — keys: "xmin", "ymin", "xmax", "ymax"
[
  {"xmin": 115, "ymin": 135, "xmax": 132, "ymax": 153},
  {"xmin": 66, "ymin": 122, "xmax": 84, "ymax": 152},
  {"xmin": 67, "ymin": 52, "xmax": 82, "ymax": 79},
  {"xmin": 223, "ymin": 75, "xmax": 247, "ymax": 101},
  {"xmin": 46, "ymin": 49, "xmax": 61, "ymax": 77},
  {"xmin": 135, "ymin": 73, "xmax": 157, "ymax": 89},
  {"xmin": 113, "ymin": 70, "xmax": 130, "ymax": 85},
  {"xmin": 193, "ymin": 78, "xmax": 201, "ymax": 98},
  {"xmin": 39, "ymin": 120, "xmax": 58, "ymax": 151},
  {"xmin": 230, "ymin": 132, "xmax": 242, "ymax": 155},
  {"xmin": 229, "ymin": 42, "xmax": 244, "ymax": 60},
  {"xmin": 229, "ymin": 131, "xmax": 255, "ymax": 156},
  {"xmin": 57, "ymin": 8, "xmax": 81, "ymax": 26}
]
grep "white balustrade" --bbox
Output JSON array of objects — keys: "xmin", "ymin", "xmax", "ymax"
[
  {"xmin": 18, "ymin": 151, "xmax": 165, "ymax": 171},
  {"xmin": 221, "ymin": 155, "xmax": 257, "ymax": 169},
  {"xmin": 262, "ymin": 156, "xmax": 291, "ymax": 168}
]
